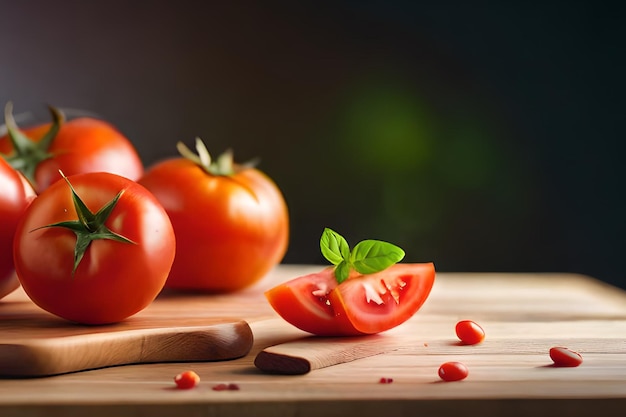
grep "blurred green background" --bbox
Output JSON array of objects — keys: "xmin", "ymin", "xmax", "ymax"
[{"xmin": 1, "ymin": 1, "xmax": 623, "ymax": 289}]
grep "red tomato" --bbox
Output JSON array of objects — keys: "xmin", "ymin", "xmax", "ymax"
[
  {"xmin": 0, "ymin": 104, "xmax": 143, "ymax": 192},
  {"xmin": 138, "ymin": 145, "xmax": 289, "ymax": 293},
  {"xmin": 265, "ymin": 263, "xmax": 435, "ymax": 336},
  {"xmin": 438, "ymin": 361, "xmax": 469, "ymax": 381},
  {"xmin": 13, "ymin": 172, "xmax": 175, "ymax": 324},
  {"xmin": 549, "ymin": 347, "xmax": 583, "ymax": 367},
  {"xmin": 0, "ymin": 158, "xmax": 35, "ymax": 299},
  {"xmin": 455, "ymin": 320, "xmax": 485, "ymax": 345}
]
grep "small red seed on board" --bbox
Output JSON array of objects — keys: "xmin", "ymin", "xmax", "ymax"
[
  {"xmin": 174, "ymin": 370, "xmax": 200, "ymax": 389},
  {"xmin": 379, "ymin": 377, "xmax": 393, "ymax": 384},
  {"xmin": 549, "ymin": 347, "xmax": 583, "ymax": 367},
  {"xmin": 212, "ymin": 383, "xmax": 241, "ymax": 391},
  {"xmin": 455, "ymin": 320, "xmax": 485, "ymax": 345},
  {"xmin": 438, "ymin": 362, "xmax": 469, "ymax": 382}
]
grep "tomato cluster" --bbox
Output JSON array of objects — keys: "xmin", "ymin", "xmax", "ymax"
[{"xmin": 1, "ymin": 102, "xmax": 289, "ymax": 324}]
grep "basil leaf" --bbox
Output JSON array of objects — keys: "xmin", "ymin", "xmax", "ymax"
[
  {"xmin": 320, "ymin": 228, "xmax": 350, "ymax": 265},
  {"xmin": 351, "ymin": 239, "xmax": 405, "ymax": 275},
  {"xmin": 334, "ymin": 260, "xmax": 351, "ymax": 284}
]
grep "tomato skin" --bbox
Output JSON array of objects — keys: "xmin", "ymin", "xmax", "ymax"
[
  {"xmin": 138, "ymin": 158, "xmax": 289, "ymax": 293},
  {"xmin": 0, "ymin": 117, "xmax": 143, "ymax": 192},
  {"xmin": 549, "ymin": 347, "xmax": 583, "ymax": 367},
  {"xmin": 13, "ymin": 172, "xmax": 175, "ymax": 324},
  {"xmin": 438, "ymin": 361, "xmax": 469, "ymax": 381},
  {"xmin": 265, "ymin": 263, "xmax": 435, "ymax": 336},
  {"xmin": 0, "ymin": 158, "xmax": 36, "ymax": 299},
  {"xmin": 455, "ymin": 320, "xmax": 485, "ymax": 345}
]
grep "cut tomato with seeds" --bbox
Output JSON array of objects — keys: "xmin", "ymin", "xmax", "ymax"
[
  {"xmin": 174, "ymin": 370, "xmax": 200, "ymax": 389},
  {"xmin": 438, "ymin": 362, "xmax": 468, "ymax": 382},
  {"xmin": 264, "ymin": 267, "xmax": 357, "ymax": 336},
  {"xmin": 329, "ymin": 263, "xmax": 435, "ymax": 334},
  {"xmin": 549, "ymin": 347, "xmax": 583, "ymax": 367},
  {"xmin": 265, "ymin": 263, "xmax": 435, "ymax": 336},
  {"xmin": 455, "ymin": 320, "xmax": 485, "ymax": 345}
]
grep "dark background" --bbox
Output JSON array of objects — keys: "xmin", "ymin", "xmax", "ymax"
[{"xmin": 1, "ymin": 1, "xmax": 624, "ymax": 289}]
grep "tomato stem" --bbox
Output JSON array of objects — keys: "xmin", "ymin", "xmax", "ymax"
[
  {"xmin": 176, "ymin": 137, "xmax": 258, "ymax": 176},
  {"xmin": 31, "ymin": 171, "xmax": 136, "ymax": 276},
  {"xmin": 2, "ymin": 102, "xmax": 64, "ymax": 189}
]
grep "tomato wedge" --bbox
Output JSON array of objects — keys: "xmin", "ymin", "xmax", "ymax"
[{"xmin": 265, "ymin": 263, "xmax": 435, "ymax": 336}]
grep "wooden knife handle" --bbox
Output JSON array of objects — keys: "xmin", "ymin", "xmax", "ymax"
[{"xmin": 254, "ymin": 334, "xmax": 399, "ymax": 375}]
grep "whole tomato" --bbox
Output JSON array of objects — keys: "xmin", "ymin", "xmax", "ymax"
[
  {"xmin": 0, "ymin": 102, "xmax": 143, "ymax": 192},
  {"xmin": 13, "ymin": 172, "xmax": 175, "ymax": 324},
  {"xmin": 138, "ymin": 138, "xmax": 289, "ymax": 292},
  {"xmin": 0, "ymin": 158, "xmax": 36, "ymax": 299}
]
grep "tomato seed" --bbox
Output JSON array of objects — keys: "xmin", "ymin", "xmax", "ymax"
[
  {"xmin": 174, "ymin": 370, "xmax": 200, "ymax": 389},
  {"xmin": 549, "ymin": 347, "xmax": 583, "ymax": 367},
  {"xmin": 212, "ymin": 383, "xmax": 240, "ymax": 391},
  {"xmin": 455, "ymin": 320, "xmax": 485, "ymax": 345},
  {"xmin": 438, "ymin": 362, "xmax": 469, "ymax": 382}
]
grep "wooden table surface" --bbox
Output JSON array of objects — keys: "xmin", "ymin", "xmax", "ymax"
[{"xmin": 1, "ymin": 265, "xmax": 625, "ymax": 417}]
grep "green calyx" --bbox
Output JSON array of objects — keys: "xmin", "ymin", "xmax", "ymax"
[
  {"xmin": 176, "ymin": 137, "xmax": 258, "ymax": 176},
  {"xmin": 320, "ymin": 228, "xmax": 405, "ymax": 283},
  {"xmin": 2, "ymin": 102, "xmax": 65, "ymax": 187},
  {"xmin": 33, "ymin": 172, "xmax": 136, "ymax": 276}
]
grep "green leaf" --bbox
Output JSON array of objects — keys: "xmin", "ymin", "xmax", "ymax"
[
  {"xmin": 320, "ymin": 228, "xmax": 350, "ymax": 265},
  {"xmin": 334, "ymin": 260, "xmax": 351, "ymax": 284},
  {"xmin": 351, "ymin": 239, "xmax": 405, "ymax": 274}
]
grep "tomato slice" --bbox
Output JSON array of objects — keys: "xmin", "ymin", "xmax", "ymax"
[
  {"xmin": 330, "ymin": 263, "xmax": 435, "ymax": 334},
  {"xmin": 264, "ymin": 267, "xmax": 362, "ymax": 336},
  {"xmin": 265, "ymin": 263, "xmax": 435, "ymax": 336}
]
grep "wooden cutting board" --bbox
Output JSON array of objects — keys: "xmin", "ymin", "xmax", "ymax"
[
  {"xmin": 0, "ymin": 292, "xmax": 255, "ymax": 377},
  {"xmin": 1, "ymin": 266, "xmax": 625, "ymax": 417}
]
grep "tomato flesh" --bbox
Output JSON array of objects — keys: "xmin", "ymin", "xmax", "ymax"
[
  {"xmin": 264, "ymin": 268, "xmax": 360, "ymax": 336},
  {"xmin": 265, "ymin": 263, "xmax": 435, "ymax": 336}
]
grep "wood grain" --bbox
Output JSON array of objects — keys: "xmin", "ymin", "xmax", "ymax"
[{"xmin": 0, "ymin": 265, "xmax": 625, "ymax": 417}]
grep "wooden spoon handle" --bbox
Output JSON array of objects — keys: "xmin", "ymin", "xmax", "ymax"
[{"xmin": 254, "ymin": 334, "xmax": 399, "ymax": 375}]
